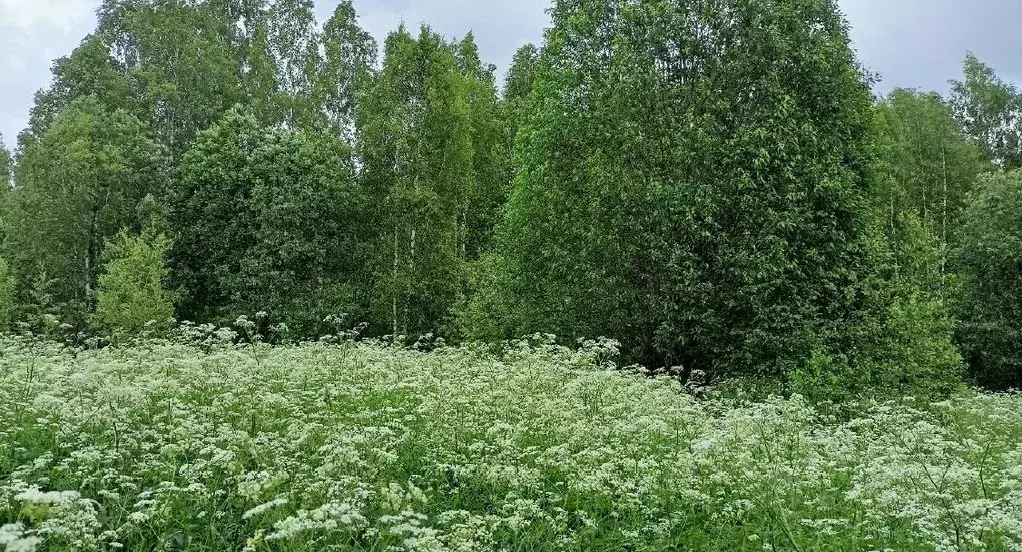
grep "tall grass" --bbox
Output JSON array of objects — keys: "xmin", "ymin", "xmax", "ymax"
[{"xmin": 1, "ymin": 335, "xmax": 1021, "ymax": 551}]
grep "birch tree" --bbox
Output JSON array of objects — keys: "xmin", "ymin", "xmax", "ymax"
[
  {"xmin": 5, "ymin": 97, "xmax": 166, "ymax": 327},
  {"xmin": 358, "ymin": 26, "xmax": 473, "ymax": 337}
]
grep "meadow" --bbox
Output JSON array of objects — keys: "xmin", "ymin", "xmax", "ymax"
[{"xmin": 2, "ymin": 332, "xmax": 1022, "ymax": 552}]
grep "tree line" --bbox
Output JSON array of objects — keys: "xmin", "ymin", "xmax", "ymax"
[{"xmin": 2, "ymin": 0, "xmax": 1022, "ymax": 396}]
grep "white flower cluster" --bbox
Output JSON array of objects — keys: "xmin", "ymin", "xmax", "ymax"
[
  {"xmin": 1, "ymin": 335, "xmax": 1021, "ymax": 551},
  {"xmin": 13, "ymin": 489, "xmax": 80, "ymax": 506},
  {"xmin": 0, "ymin": 524, "xmax": 41, "ymax": 552}
]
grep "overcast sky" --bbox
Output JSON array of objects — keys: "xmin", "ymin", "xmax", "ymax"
[{"xmin": 2, "ymin": 0, "xmax": 1021, "ymax": 149}]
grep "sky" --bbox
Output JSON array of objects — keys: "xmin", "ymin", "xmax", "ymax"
[{"xmin": 2, "ymin": 0, "xmax": 1021, "ymax": 149}]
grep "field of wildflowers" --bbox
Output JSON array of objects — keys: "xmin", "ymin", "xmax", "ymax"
[{"xmin": 2, "ymin": 333, "xmax": 1022, "ymax": 551}]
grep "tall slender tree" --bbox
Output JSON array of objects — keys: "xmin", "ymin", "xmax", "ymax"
[
  {"xmin": 502, "ymin": 43, "xmax": 540, "ymax": 149},
  {"xmin": 0, "ymin": 134, "xmax": 11, "ymax": 189},
  {"xmin": 358, "ymin": 26, "xmax": 473, "ymax": 337},
  {"xmin": 0, "ymin": 134, "xmax": 11, "ymax": 245},
  {"xmin": 18, "ymin": 34, "xmax": 134, "ymax": 151},
  {"xmin": 247, "ymin": 14, "xmax": 281, "ymax": 125},
  {"xmin": 873, "ymin": 88, "xmax": 989, "ymax": 273},
  {"xmin": 100, "ymin": 0, "xmax": 247, "ymax": 159},
  {"xmin": 455, "ymin": 33, "xmax": 509, "ymax": 259},
  {"xmin": 316, "ymin": 0, "xmax": 377, "ymax": 136},
  {"xmin": 264, "ymin": 0, "xmax": 321, "ymax": 128},
  {"xmin": 0, "ymin": 258, "xmax": 14, "ymax": 332}
]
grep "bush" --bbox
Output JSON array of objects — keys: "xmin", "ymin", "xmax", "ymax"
[
  {"xmin": 789, "ymin": 213, "xmax": 964, "ymax": 403},
  {"xmin": 92, "ymin": 229, "xmax": 176, "ymax": 339},
  {"xmin": 171, "ymin": 109, "xmax": 362, "ymax": 337}
]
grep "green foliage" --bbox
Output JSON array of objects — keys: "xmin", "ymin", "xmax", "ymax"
[
  {"xmin": 26, "ymin": 0, "xmax": 377, "ymax": 158},
  {"xmin": 951, "ymin": 53, "xmax": 1022, "ymax": 169},
  {"xmin": 13, "ymin": 5, "xmax": 1022, "ymax": 549},
  {"xmin": 252, "ymin": 0, "xmax": 322, "ymax": 129},
  {"xmin": 483, "ymin": 0, "xmax": 876, "ymax": 381},
  {"xmin": 105, "ymin": 0, "xmax": 247, "ymax": 158},
  {"xmin": 954, "ymin": 169, "xmax": 1022, "ymax": 388},
  {"xmin": 0, "ymin": 133, "xmax": 11, "ymax": 188},
  {"xmin": 794, "ymin": 215, "xmax": 964, "ymax": 402},
  {"xmin": 811, "ymin": 88, "xmax": 987, "ymax": 401},
  {"xmin": 503, "ymin": 43, "xmax": 539, "ymax": 104},
  {"xmin": 172, "ymin": 109, "xmax": 362, "ymax": 336},
  {"xmin": 5, "ymin": 96, "xmax": 167, "ymax": 328},
  {"xmin": 317, "ymin": 0, "xmax": 377, "ymax": 135},
  {"xmin": 358, "ymin": 26, "xmax": 476, "ymax": 337},
  {"xmin": 92, "ymin": 227, "xmax": 176, "ymax": 339},
  {"xmin": 18, "ymin": 270, "xmax": 61, "ymax": 336},
  {"xmin": 873, "ymin": 88, "xmax": 989, "ymax": 254},
  {"xmin": 501, "ymin": 43, "xmax": 539, "ymax": 149},
  {"xmin": 27, "ymin": 0, "xmax": 250, "ymax": 162},
  {"xmin": 0, "ymin": 258, "xmax": 15, "ymax": 331},
  {"xmin": 0, "ymin": 134, "xmax": 11, "ymax": 246},
  {"xmin": 2, "ymin": 339, "xmax": 1022, "ymax": 550},
  {"xmin": 18, "ymin": 34, "xmax": 136, "ymax": 152},
  {"xmin": 451, "ymin": 252, "xmax": 516, "ymax": 340},
  {"xmin": 456, "ymin": 34, "xmax": 511, "ymax": 260},
  {"xmin": 4, "ymin": 0, "xmax": 1017, "ymax": 403}
]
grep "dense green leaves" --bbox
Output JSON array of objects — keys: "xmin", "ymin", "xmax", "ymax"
[
  {"xmin": 870, "ymin": 86, "xmax": 1007, "ymax": 391},
  {"xmin": 5, "ymin": 0, "xmax": 1022, "ymax": 400},
  {"xmin": 255, "ymin": 0, "xmax": 322, "ymax": 128},
  {"xmin": 502, "ymin": 43, "xmax": 539, "ymax": 150},
  {"xmin": 5, "ymin": 97, "xmax": 167, "ymax": 327},
  {"xmin": 103, "ymin": 0, "xmax": 247, "ymax": 158},
  {"xmin": 799, "ymin": 213, "xmax": 965, "ymax": 401},
  {"xmin": 24, "ymin": 0, "xmax": 376, "ymax": 159},
  {"xmin": 0, "ymin": 135, "xmax": 10, "ymax": 188},
  {"xmin": 317, "ymin": 1, "xmax": 377, "ymax": 134},
  {"xmin": 0, "ymin": 258, "xmax": 15, "ymax": 331},
  {"xmin": 482, "ymin": 0, "xmax": 876, "ymax": 381},
  {"xmin": 171, "ymin": 109, "xmax": 361, "ymax": 335},
  {"xmin": 954, "ymin": 170, "xmax": 1022, "ymax": 388},
  {"xmin": 92, "ymin": 227, "xmax": 176, "ymax": 339},
  {"xmin": 18, "ymin": 34, "xmax": 135, "ymax": 151},
  {"xmin": 951, "ymin": 53, "xmax": 1022, "ymax": 169},
  {"xmin": 456, "ymin": 34, "xmax": 511, "ymax": 261},
  {"xmin": 0, "ymin": 135, "xmax": 10, "ymax": 252}
]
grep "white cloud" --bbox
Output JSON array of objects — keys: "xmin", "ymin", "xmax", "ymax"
[
  {"xmin": 0, "ymin": 0, "xmax": 98, "ymax": 143},
  {"xmin": 0, "ymin": 0, "xmax": 97, "ymax": 32},
  {"xmin": 340, "ymin": 0, "xmax": 547, "ymax": 82}
]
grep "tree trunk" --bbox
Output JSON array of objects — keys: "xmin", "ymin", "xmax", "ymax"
[
  {"xmin": 405, "ymin": 227, "xmax": 416, "ymax": 335},
  {"xmin": 941, "ymin": 142, "xmax": 949, "ymax": 288},
  {"xmin": 392, "ymin": 223, "xmax": 398, "ymax": 336},
  {"xmin": 460, "ymin": 208, "xmax": 468, "ymax": 260},
  {"xmin": 86, "ymin": 206, "xmax": 99, "ymax": 308}
]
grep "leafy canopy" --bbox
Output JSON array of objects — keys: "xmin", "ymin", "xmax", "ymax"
[{"xmin": 484, "ymin": 0, "xmax": 876, "ymax": 381}]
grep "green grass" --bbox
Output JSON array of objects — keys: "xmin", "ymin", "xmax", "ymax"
[{"xmin": 1, "ymin": 335, "xmax": 1022, "ymax": 551}]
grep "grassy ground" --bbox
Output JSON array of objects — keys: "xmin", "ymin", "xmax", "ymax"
[{"xmin": 1, "ymin": 335, "xmax": 1022, "ymax": 551}]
